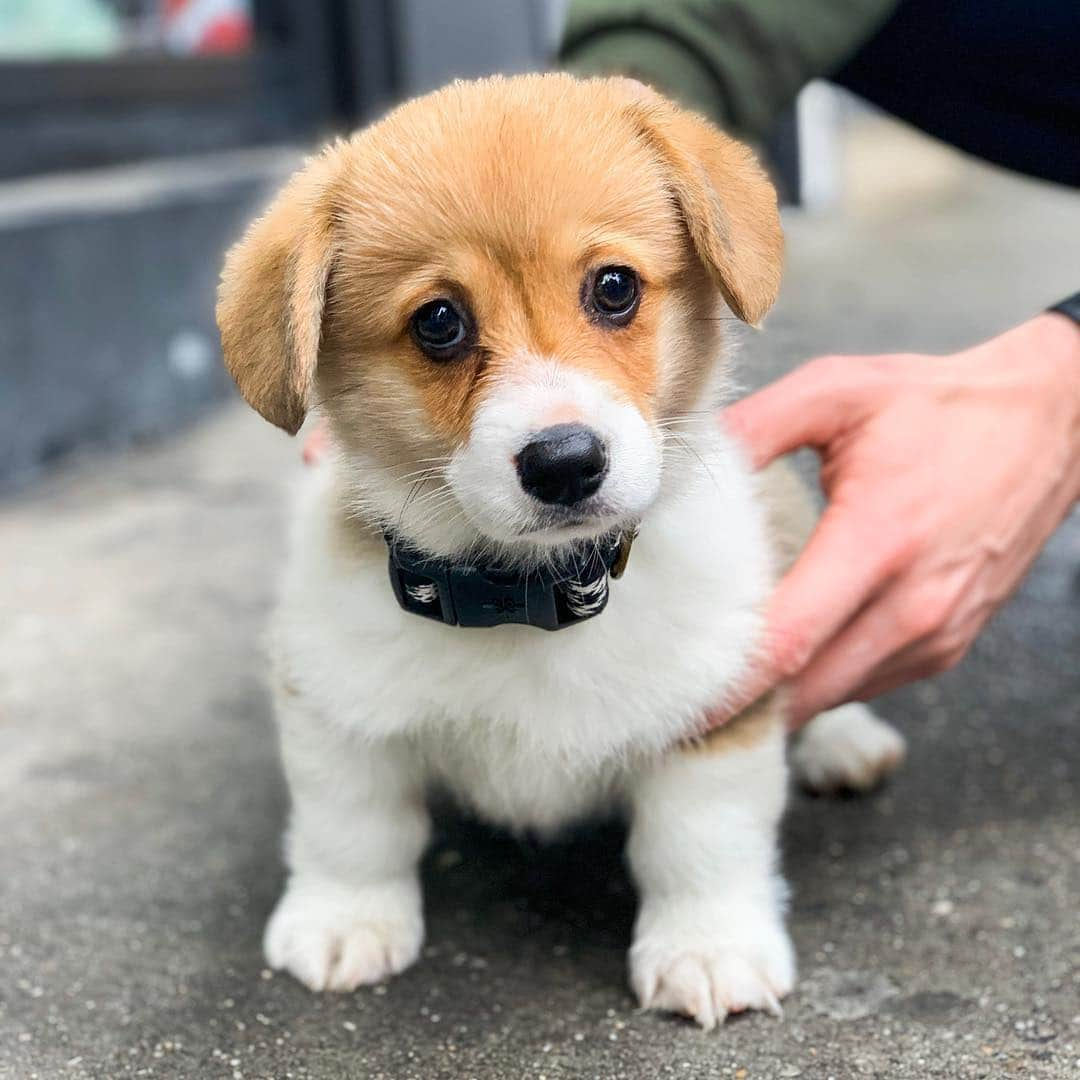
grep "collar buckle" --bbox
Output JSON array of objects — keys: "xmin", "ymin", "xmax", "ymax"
[{"xmin": 386, "ymin": 533, "xmax": 628, "ymax": 631}]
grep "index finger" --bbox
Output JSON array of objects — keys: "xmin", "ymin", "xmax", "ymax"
[{"xmin": 722, "ymin": 356, "xmax": 882, "ymax": 470}]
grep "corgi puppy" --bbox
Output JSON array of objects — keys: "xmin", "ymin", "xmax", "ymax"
[{"xmin": 217, "ymin": 73, "xmax": 906, "ymax": 1029}]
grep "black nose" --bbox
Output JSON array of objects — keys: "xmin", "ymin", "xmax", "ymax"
[{"xmin": 517, "ymin": 424, "xmax": 608, "ymax": 506}]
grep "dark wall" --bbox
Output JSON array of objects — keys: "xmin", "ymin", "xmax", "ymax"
[{"xmin": 0, "ymin": 151, "xmax": 299, "ymax": 490}]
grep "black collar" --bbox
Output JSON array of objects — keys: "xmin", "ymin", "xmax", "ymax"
[{"xmin": 386, "ymin": 529, "xmax": 635, "ymax": 631}]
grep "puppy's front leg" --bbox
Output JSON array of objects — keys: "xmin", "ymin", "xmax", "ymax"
[
  {"xmin": 264, "ymin": 694, "xmax": 429, "ymax": 992},
  {"xmin": 627, "ymin": 703, "xmax": 794, "ymax": 1029}
]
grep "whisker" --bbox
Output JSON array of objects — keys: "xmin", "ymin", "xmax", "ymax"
[
  {"xmin": 407, "ymin": 488, "xmax": 457, "ymax": 514},
  {"xmin": 665, "ymin": 431, "xmax": 724, "ymax": 495},
  {"xmin": 395, "ymin": 478, "xmax": 427, "ymax": 535},
  {"xmin": 392, "ymin": 455, "xmax": 455, "ymax": 467},
  {"xmin": 392, "ymin": 467, "xmax": 443, "ymax": 485},
  {"xmin": 378, "ymin": 455, "xmax": 453, "ymax": 477},
  {"xmin": 655, "ymin": 410, "xmax": 718, "ymax": 425},
  {"xmin": 656, "ymin": 416, "xmax": 716, "ymax": 426}
]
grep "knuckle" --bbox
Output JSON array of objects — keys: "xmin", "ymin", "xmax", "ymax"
[
  {"xmin": 877, "ymin": 532, "xmax": 922, "ymax": 576},
  {"xmin": 894, "ymin": 604, "xmax": 931, "ymax": 642},
  {"xmin": 941, "ymin": 646, "xmax": 968, "ymax": 672},
  {"xmin": 930, "ymin": 643, "xmax": 968, "ymax": 674},
  {"xmin": 933, "ymin": 627, "xmax": 973, "ymax": 670},
  {"xmin": 896, "ymin": 591, "xmax": 954, "ymax": 642},
  {"xmin": 769, "ymin": 624, "xmax": 818, "ymax": 679}
]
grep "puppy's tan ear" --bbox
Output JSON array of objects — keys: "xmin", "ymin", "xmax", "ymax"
[
  {"xmin": 626, "ymin": 96, "xmax": 783, "ymax": 326},
  {"xmin": 216, "ymin": 145, "xmax": 344, "ymax": 434}
]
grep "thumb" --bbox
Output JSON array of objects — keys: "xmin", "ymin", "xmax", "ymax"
[{"xmin": 722, "ymin": 355, "xmax": 877, "ymax": 469}]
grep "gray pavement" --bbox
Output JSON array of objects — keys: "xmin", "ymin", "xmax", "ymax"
[{"xmin": 2, "ymin": 121, "xmax": 1079, "ymax": 1079}]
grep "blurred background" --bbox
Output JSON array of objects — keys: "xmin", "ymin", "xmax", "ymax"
[
  {"xmin": 2, "ymin": 4, "xmax": 1079, "ymax": 1079},
  {"xmin": 3, "ymin": 0, "xmax": 1076, "ymax": 489}
]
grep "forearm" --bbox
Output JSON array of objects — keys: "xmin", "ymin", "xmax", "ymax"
[{"xmin": 559, "ymin": 0, "xmax": 899, "ymax": 143}]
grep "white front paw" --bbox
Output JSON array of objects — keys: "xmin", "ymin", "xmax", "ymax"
[
  {"xmin": 630, "ymin": 902, "xmax": 795, "ymax": 1030},
  {"xmin": 264, "ymin": 875, "xmax": 423, "ymax": 992}
]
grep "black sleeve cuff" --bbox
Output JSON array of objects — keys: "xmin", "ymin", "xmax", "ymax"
[{"xmin": 1048, "ymin": 291, "xmax": 1080, "ymax": 327}]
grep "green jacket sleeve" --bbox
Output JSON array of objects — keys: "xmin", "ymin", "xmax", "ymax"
[{"xmin": 559, "ymin": 0, "xmax": 899, "ymax": 142}]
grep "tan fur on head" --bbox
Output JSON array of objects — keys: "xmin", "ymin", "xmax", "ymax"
[{"xmin": 215, "ymin": 73, "xmax": 783, "ymax": 437}]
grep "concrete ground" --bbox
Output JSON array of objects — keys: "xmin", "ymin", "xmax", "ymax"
[{"xmin": 2, "ymin": 117, "xmax": 1079, "ymax": 1079}]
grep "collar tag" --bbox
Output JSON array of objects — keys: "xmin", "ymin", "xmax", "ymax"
[{"xmin": 386, "ymin": 533, "xmax": 627, "ymax": 631}]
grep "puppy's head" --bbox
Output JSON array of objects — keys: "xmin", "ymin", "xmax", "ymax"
[{"xmin": 217, "ymin": 74, "xmax": 782, "ymax": 558}]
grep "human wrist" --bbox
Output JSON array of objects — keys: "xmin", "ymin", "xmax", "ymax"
[
  {"xmin": 1034, "ymin": 310, "xmax": 1080, "ymax": 502},
  {"xmin": 1046, "ymin": 289, "xmax": 1080, "ymax": 333},
  {"xmin": 1039, "ymin": 308, "xmax": 1080, "ymax": 361}
]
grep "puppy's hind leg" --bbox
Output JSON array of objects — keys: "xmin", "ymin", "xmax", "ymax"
[
  {"xmin": 263, "ymin": 691, "xmax": 430, "ymax": 992},
  {"xmin": 791, "ymin": 702, "xmax": 906, "ymax": 795},
  {"xmin": 626, "ymin": 701, "xmax": 795, "ymax": 1030}
]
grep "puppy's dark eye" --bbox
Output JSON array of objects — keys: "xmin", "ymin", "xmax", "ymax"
[
  {"xmin": 588, "ymin": 265, "xmax": 640, "ymax": 326},
  {"xmin": 411, "ymin": 298, "xmax": 469, "ymax": 358}
]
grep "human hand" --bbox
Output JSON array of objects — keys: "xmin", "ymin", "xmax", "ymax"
[{"xmin": 714, "ymin": 312, "xmax": 1080, "ymax": 729}]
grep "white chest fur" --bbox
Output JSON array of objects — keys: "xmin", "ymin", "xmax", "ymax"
[{"xmin": 271, "ymin": 429, "xmax": 771, "ymax": 833}]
